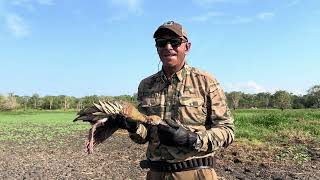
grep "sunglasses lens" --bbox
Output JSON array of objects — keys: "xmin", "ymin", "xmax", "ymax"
[
  {"xmin": 170, "ymin": 38, "xmax": 182, "ymax": 47},
  {"xmin": 155, "ymin": 39, "xmax": 167, "ymax": 47},
  {"xmin": 155, "ymin": 38, "xmax": 183, "ymax": 48}
]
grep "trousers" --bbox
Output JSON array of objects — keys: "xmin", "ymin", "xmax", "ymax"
[{"xmin": 146, "ymin": 168, "xmax": 218, "ymax": 180}]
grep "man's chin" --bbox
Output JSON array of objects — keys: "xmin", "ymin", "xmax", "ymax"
[
  {"xmin": 162, "ymin": 57, "xmax": 177, "ymax": 64},
  {"xmin": 163, "ymin": 62, "xmax": 177, "ymax": 68}
]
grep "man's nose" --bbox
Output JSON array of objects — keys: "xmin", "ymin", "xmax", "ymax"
[{"xmin": 163, "ymin": 42, "xmax": 173, "ymax": 49}]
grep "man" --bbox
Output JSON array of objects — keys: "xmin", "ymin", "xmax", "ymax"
[{"xmin": 123, "ymin": 21, "xmax": 234, "ymax": 180}]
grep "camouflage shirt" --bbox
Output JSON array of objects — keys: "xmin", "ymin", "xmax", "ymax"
[{"xmin": 129, "ymin": 64, "xmax": 234, "ymax": 163}]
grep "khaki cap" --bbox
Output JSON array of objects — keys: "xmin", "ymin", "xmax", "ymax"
[{"xmin": 153, "ymin": 21, "xmax": 188, "ymax": 40}]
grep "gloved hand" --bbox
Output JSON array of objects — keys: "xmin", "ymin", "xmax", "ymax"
[{"xmin": 157, "ymin": 124, "xmax": 201, "ymax": 149}]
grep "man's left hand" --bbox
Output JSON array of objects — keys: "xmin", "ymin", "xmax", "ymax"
[{"xmin": 157, "ymin": 124, "xmax": 201, "ymax": 149}]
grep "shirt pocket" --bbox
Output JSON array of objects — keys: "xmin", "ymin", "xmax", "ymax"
[
  {"xmin": 179, "ymin": 96, "xmax": 207, "ymax": 124},
  {"xmin": 140, "ymin": 95, "xmax": 162, "ymax": 116}
]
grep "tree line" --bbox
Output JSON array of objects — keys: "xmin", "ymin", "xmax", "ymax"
[
  {"xmin": 0, "ymin": 85, "xmax": 319, "ymax": 111},
  {"xmin": 0, "ymin": 94, "xmax": 137, "ymax": 111},
  {"xmin": 226, "ymin": 85, "xmax": 320, "ymax": 110}
]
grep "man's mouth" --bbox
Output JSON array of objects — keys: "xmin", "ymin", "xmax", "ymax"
[{"xmin": 164, "ymin": 53, "xmax": 176, "ymax": 57}]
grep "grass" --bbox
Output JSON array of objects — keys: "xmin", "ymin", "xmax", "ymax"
[
  {"xmin": 0, "ymin": 110, "xmax": 88, "ymax": 142},
  {"xmin": 234, "ymin": 109, "xmax": 320, "ymax": 164},
  {"xmin": 1, "ymin": 109, "xmax": 319, "ymax": 143},
  {"xmin": 1, "ymin": 108, "xmax": 319, "ymax": 144},
  {"xmin": 234, "ymin": 109, "xmax": 320, "ymax": 143}
]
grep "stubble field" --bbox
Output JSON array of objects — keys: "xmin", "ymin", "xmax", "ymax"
[{"xmin": 0, "ymin": 109, "xmax": 319, "ymax": 179}]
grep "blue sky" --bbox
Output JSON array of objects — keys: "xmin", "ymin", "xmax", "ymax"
[{"xmin": 0, "ymin": 0, "xmax": 319, "ymax": 97}]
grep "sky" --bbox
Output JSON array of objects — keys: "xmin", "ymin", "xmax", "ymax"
[{"xmin": 0, "ymin": 0, "xmax": 319, "ymax": 97}]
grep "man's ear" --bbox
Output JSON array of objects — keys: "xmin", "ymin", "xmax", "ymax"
[{"xmin": 185, "ymin": 42, "xmax": 191, "ymax": 53}]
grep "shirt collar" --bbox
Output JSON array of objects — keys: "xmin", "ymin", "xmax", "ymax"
[{"xmin": 159, "ymin": 63, "xmax": 189, "ymax": 83}]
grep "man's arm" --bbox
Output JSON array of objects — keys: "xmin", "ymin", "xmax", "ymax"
[{"xmin": 196, "ymin": 77, "xmax": 235, "ymax": 152}]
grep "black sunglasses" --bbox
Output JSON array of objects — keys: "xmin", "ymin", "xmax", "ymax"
[{"xmin": 155, "ymin": 38, "xmax": 187, "ymax": 48}]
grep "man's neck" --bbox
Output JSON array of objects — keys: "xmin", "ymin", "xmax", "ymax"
[{"xmin": 163, "ymin": 62, "xmax": 185, "ymax": 81}]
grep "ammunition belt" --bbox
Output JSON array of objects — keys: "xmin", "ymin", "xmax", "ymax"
[{"xmin": 140, "ymin": 156, "xmax": 215, "ymax": 172}]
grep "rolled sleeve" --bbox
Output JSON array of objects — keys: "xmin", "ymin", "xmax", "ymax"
[
  {"xmin": 128, "ymin": 81, "xmax": 149, "ymax": 144},
  {"xmin": 197, "ymin": 77, "xmax": 235, "ymax": 152}
]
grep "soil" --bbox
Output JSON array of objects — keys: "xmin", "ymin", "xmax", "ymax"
[{"xmin": 0, "ymin": 131, "xmax": 319, "ymax": 180}]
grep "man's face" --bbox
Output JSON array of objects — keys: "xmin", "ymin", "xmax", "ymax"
[{"xmin": 156, "ymin": 34, "xmax": 190, "ymax": 70}]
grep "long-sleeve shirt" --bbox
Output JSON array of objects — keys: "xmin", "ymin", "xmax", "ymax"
[{"xmin": 129, "ymin": 64, "xmax": 234, "ymax": 163}]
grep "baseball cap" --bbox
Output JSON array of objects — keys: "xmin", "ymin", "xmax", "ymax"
[{"xmin": 153, "ymin": 21, "xmax": 188, "ymax": 40}]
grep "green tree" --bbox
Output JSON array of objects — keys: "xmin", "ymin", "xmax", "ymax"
[
  {"xmin": 256, "ymin": 92, "xmax": 271, "ymax": 108},
  {"xmin": 82, "ymin": 95, "xmax": 99, "ymax": 107},
  {"xmin": 239, "ymin": 93, "xmax": 255, "ymax": 108},
  {"xmin": 271, "ymin": 90, "xmax": 292, "ymax": 110},
  {"xmin": 41, "ymin": 96, "xmax": 58, "ymax": 110},
  {"xmin": 75, "ymin": 97, "xmax": 84, "ymax": 110},
  {"xmin": 29, "ymin": 93, "xmax": 40, "ymax": 109},
  {"xmin": 16, "ymin": 95, "xmax": 30, "ymax": 111},
  {"xmin": 56, "ymin": 95, "xmax": 72, "ymax": 110},
  {"xmin": 292, "ymin": 95, "xmax": 306, "ymax": 109},
  {"xmin": 114, "ymin": 95, "xmax": 138, "ymax": 105},
  {"xmin": 307, "ymin": 85, "xmax": 320, "ymax": 108},
  {"xmin": 68, "ymin": 96, "xmax": 78, "ymax": 109},
  {"xmin": 228, "ymin": 91, "xmax": 242, "ymax": 110}
]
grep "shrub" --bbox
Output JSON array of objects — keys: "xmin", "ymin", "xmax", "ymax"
[{"xmin": 0, "ymin": 94, "xmax": 18, "ymax": 111}]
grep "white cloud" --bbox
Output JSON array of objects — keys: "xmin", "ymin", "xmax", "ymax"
[
  {"xmin": 110, "ymin": 0, "xmax": 143, "ymax": 15},
  {"xmin": 268, "ymin": 87, "xmax": 306, "ymax": 95},
  {"xmin": 247, "ymin": 81, "xmax": 266, "ymax": 93},
  {"xmin": 11, "ymin": 0, "xmax": 54, "ymax": 6},
  {"xmin": 225, "ymin": 81, "xmax": 307, "ymax": 95},
  {"xmin": 225, "ymin": 81, "xmax": 266, "ymax": 93},
  {"xmin": 5, "ymin": 13, "xmax": 30, "ymax": 38},
  {"xmin": 192, "ymin": 0, "xmax": 236, "ymax": 7},
  {"xmin": 36, "ymin": 0, "xmax": 54, "ymax": 5},
  {"xmin": 286, "ymin": 0, "xmax": 300, "ymax": 7},
  {"xmin": 192, "ymin": 0, "xmax": 252, "ymax": 7},
  {"xmin": 190, "ymin": 11, "xmax": 275, "ymax": 24},
  {"xmin": 106, "ymin": 14, "xmax": 128, "ymax": 23},
  {"xmin": 230, "ymin": 11, "xmax": 275, "ymax": 24},
  {"xmin": 189, "ymin": 12, "xmax": 223, "ymax": 23},
  {"xmin": 193, "ymin": 0, "xmax": 227, "ymax": 4},
  {"xmin": 230, "ymin": 16, "xmax": 253, "ymax": 24},
  {"xmin": 10, "ymin": 0, "xmax": 33, "ymax": 10},
  {"xmin": 0, "ymin": 0, "xmax": 54, "ymax": 37},
  {"xmin": 9, "ymin": 0, "xmax": 54, "ymax": 10},
  {"xmin": 256, "ymin": 12, "xmax": 275, "ymax": 20},
  {"xmin": 289, "ymin": 89, "xmax": 305, "ymax": 95}
]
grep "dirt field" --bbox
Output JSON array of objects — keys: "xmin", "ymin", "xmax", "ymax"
[{"xmin": 0, "ymin": 131, "xmax": 319, "ymax": 180}]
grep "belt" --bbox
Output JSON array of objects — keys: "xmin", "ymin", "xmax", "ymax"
[{"xmin": 140, "ymin": 157, "xmax": 215, "ymax": 172}]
